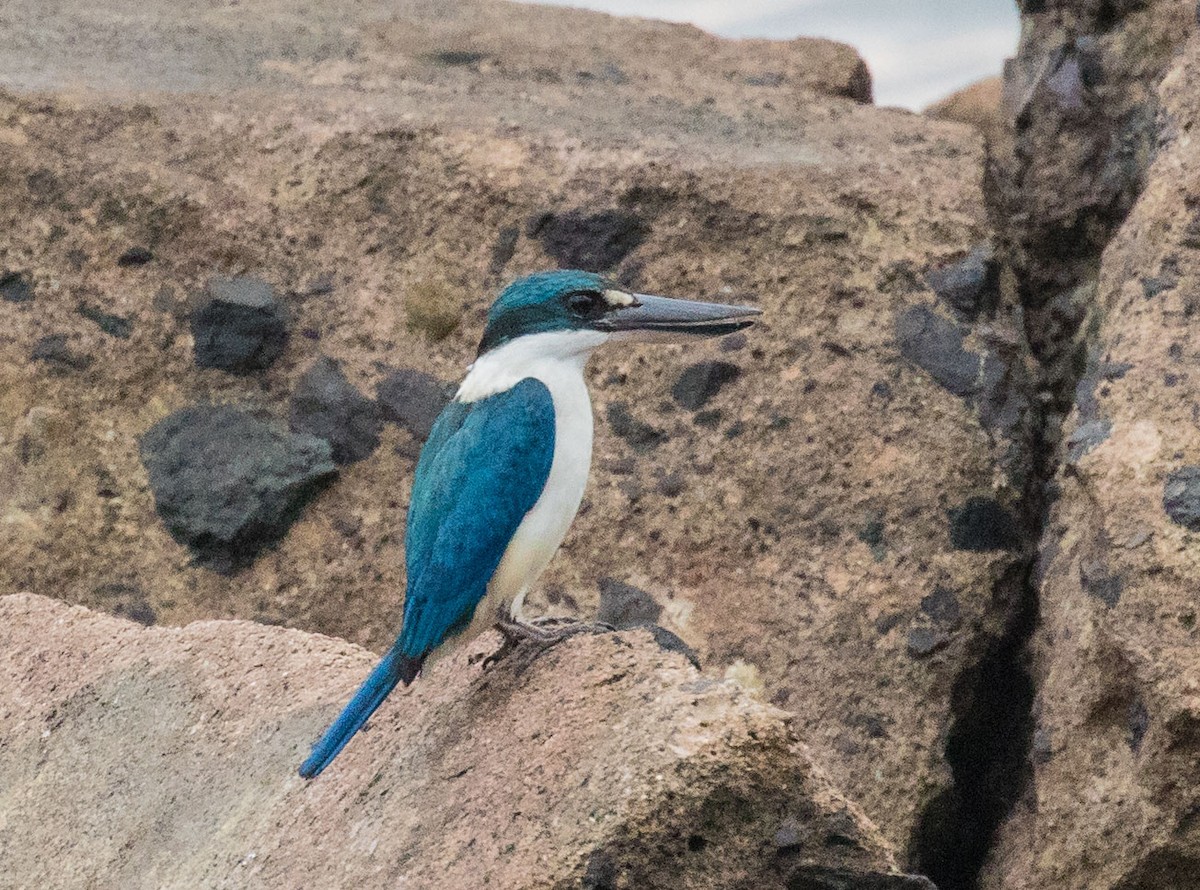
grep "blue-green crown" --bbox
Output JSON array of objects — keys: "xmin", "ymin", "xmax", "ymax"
[{"xmin": 478, "ymin": 270, "xmax": 613, "ymax": 355}]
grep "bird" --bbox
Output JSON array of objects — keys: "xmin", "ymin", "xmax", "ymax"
[{"xmin": 299, "ymin": 269, "xmax": 760, "ymax": 778}]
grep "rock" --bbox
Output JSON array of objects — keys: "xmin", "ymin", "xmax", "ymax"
[
  {"xmin": 1162, "ymin": 466, "xmax": 1200, "ymax": 531},
  {"xmin": 596, "ymin": 577, "xmax": 661, "ymax": 628},
  {"xmin": 376, "ymin": 367, "xmax": 454, "ymax": 441},
  {"xmin": 924, "ymin": 76, "xmax": 1005, "ymax": 144},
  {"xmin": 527, "ymin": 209, "xmax": 650, "ymax": 272},
  {"xmin": 920, "ymin": 586, "xmax": 962, "ymax": 630},
  {"xmin": 1066, "ymin": 418, "xmax": 1112, "ymax": 463},
  {"xmin": 906, "ymin": 624, "xmax": 952, "ymax": 659},
  {"xmin": 0, "ymin": 593, "xmax": 919, "ymax": 889},
  {"xmin": 895, "ymin": 305, "xmax": 981, "ymax": 397},
  {"xmin": 0, "ymin": 0, "xmax": 1021, "ymax": 863},
  {"xmin": 77, "ymin": 303, "xmax": 133, "ymax": 339},
  {"xmin": 139, "ymin": 406, "xmax": 337, "ymax": 572},
  {"xmin": 31, "ymin": 334, "xmax": 92, "ymax": 370},
  {"xmin": 981, "ymin": 14, "xmax": 1200, "ymax": 889},
  {"xmin": 925, "ymin": 245, "xmax": 998, "ymax": 321},
  {"xmin": 672, "ymin": 360, "xmax": 743, "ymax": 410},
  {"xmin": 947, "ymin": 497, "xmax": 1020, "ymax": 552},
  {"xmin": 288, "ymin": 356, "xmax": 382, "ymax": 465},
  {"xmin": 190, "ymin": 275, "xmax": 288, "ymax": 373},
  {"xmin": 605, "ymin": 402, "xmax": 667, "ymax": 451},
  {"xmin": 116, "ymin": 246, "xmax": 153, "ymax": 267},
  {"xmin": 0, "ymin": 270, "xmax": 34, "ymax": 302}
]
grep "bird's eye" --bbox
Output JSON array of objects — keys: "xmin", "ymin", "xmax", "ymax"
[{"xmin": 565, "ymin": 290, "xmax": 606, "ymax": 318}]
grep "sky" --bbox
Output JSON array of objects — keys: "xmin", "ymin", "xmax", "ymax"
[{"xmin": 524, "ymin": 0, "xmax": 1020, "ymax": 110}]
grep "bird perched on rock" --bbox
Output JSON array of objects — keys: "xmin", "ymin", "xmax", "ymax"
[{"xmin": 300, "ymin": 270, "xmax": 759, "ymax": 778}]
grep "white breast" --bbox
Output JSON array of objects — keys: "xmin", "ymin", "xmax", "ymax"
[{"xmin": 453, "ymin": 330, "xmax": 606, "ymax": 636}]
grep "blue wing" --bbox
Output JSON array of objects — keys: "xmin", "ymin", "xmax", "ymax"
[
  {"xmin": 299, "ymin": 378, "xmax": 555, "ymax": 778},
  {"xmin": 398, "ymin": 377, "xmax": 556, "ymax": 658}
]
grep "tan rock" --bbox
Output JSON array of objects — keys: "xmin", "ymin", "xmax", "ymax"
[
  {"xmin": 982, "ymin": 29, "xmax": 1200, "ymax": 890},
  {"xmin": 0, "ymin": 0, "xmax": 1022, "ymax": 866},
  {"xmin": 0, "ymin": 592, "xmax": 930, "ymax": 889},
  {"xmin": 924, "ymin": 76, "xmax": 1006, "ymax": 145}
]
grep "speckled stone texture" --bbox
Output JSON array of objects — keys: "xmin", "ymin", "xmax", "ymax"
[
  {"xmin": 0, "ymin": 0, "xmax": 1030, "ymax": 868},
  {"xmin": 0, "ymin": 593, "xmax": 927, "ymax": 890},
  {"xmin": 981, "ymin": 26, "xmax": 1200, "ymax": 890}
]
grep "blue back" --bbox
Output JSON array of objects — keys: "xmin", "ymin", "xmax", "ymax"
[{"xmin": 398, "ymin": 377, "xmax": 556, "ymax": 658}]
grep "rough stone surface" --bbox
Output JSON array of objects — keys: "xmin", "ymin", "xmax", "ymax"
[
  {"xmin": 925, "ymin": 245, "xmax": 998, "ymax": 321},
  {"xmin": 191, "ymin": 275, "xmax": 289, "ymax": 374},
  {"xmin": 0, "ymin": 0, "xmax": 1026, "ymax": 867},
  {"xmin": 924, "ymin": 76, "xmax": 1005, "ymax": 145},
  {"xmin": 672, "ymin": 360, "xmax": 744, "ymax": 410},
  {"xmin": 0, "ymin": 270, "xmax": 34, "ymax": 303},
  {"xmin": 982, "ymin": 28, "xmax": 1200, "ymax": 890},
  {"xmin": 597, "ymin": 576, "xmax": 662, "ymax": 628},
  {"xmin": 375, "ymin": 367, "xmax": 453, "ymax": 441},
  {"xmin": 289, "ymin": 356, "xmax": 382, "ymax": 466},
  {"xmin": 140, "ymin": 406, "xmax": 337, "ymax": 572},
  {"xmin": 0, "ymin": 593, "xmax": 921, "ymax": 890}
]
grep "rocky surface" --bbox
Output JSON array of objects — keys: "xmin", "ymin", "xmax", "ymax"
[
  {"xmin": 0, "ymin": 592, "xmax": 931, "ymax": 890},
  {"xmin": 980, "ymin": 28, "xmax": 1200, "ymax": 890},
  {"xmin": 140, "ymin": 406, "xmax": 338, "ymax": 572},
  {"xmin": 924, "ymin": 77, "xmax": 1005, "ymax": 146},
  {"xmin": 0, "ymin": 0, "xmax": 1033, "ymax": 881}
]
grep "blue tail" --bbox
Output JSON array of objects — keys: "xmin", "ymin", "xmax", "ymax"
[{"xmin": 299, "ymin": 644, "xmax": 423, "ymax": 779}]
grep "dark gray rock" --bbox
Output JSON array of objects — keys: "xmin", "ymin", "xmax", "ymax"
[
  {"xmin": 289, "ymin": 357, "xmax": 382, "ymax": 465},
  {"xmin": 656, "ymin": 471, "xmax": 685, "ymax": 497},
  {"xmin": 1075, "ymin": 355, "xmax": 1133, "ymax": 422},
  {"xmin": 926, "ymin": 245, "xmax": 998, "ymax": 320},
  {"xmin": 191, "ymin": 276, "xmax": 289, "ymax": 373},
  {"xmin": 920, "ymin": 586, "xmax": 962, "ymax": 629},
  {"xmin": 77, "ymin": 303, "xmax": 133, "ymax": 339},
  {"xmin": 1128, "ymin": 698, "xmax": 1150, "ymax": 753},
  {"xmin": 671, "ymin": 360, "xmax": 742, "ymax": 410},
  {"xmin": 1080, "ymin": 561, "xmax": 1123, "ymax": 609},
  {"xmin": 1066, "ymin": 419, "xmax": 1112, "ymax": 463},
  {"xmin": 140, "ymin": 405, "xmax": 337, "ymax": 572},
  {"xmin": 0, "ymin": 271, "xmax": 34, "ymax": 303},
  {"xmin": 527, "ymin": 209, "xmax": 650, "ymax": 272},
  {"xmin": 376, "ymin": 367, "xmax": 454, "ymax": 441},
  {"xmin": 907, "ymin": 623, "xmax": 952, "ymax": 659},
  {"xmin": 488, "ymin": 225, "xmax": 520, "ymax": 276},
  {"xmin": 117, "ymin": 246, "xmax": 153, "ymax": 267},
  {"xmin": 32, "ymin": 334, "xmax": 92, "ymax": 371},
  {"xmin": 1164, "ymin": 466, "xmax": 1200, "ymax": 531},
  {"xmin": 947, "ymin": 497, "xmax": 1021, "ymax": 552},
  {"xmin": 895, "ymin": 305, "xmax": 980, "ymax": 397},
  {"xmin": 606, "ymin": 402, "xmax": 667, "ymax": 451},
  {"xmin": 644, "ymin": 625, "xmax": 700, "ymax": 669},
  {"xmin": 597, "ymin": 577, "xmax": 661, "ymax": 628}
]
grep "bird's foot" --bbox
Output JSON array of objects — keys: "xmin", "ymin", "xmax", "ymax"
[{"xmin": 480, "ymin": 612, "xmax": 614, "ymax": 672}]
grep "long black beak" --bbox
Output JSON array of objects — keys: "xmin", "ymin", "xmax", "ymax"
[{"xmin": 604, "ymin": 293, "xmax": 761, "ymax": 338}]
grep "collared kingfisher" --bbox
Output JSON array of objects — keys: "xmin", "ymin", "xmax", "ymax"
[{"xmin": 299, "ymin": 269, "xmax": 759, "ymax": 778}]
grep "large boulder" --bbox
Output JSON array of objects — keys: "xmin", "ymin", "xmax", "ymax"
[
  {"xmin": 980, "ymin": 32, "xmax": 1200, "ymax": 890},
  {"xmin": 0, "ymin": 593, "xmax": 929, "ymax": 889},
  {"xmin": 0, "ymin": 0, "xmax": 1026, "ymax": 871}
]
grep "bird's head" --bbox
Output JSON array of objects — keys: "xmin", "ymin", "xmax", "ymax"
[{"xmin": 477, "ymin": 270, "xmax": 760, "ymax": 357}]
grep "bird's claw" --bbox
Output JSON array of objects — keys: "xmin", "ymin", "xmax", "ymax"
[{"xmin": 479, "ymin": 612, "xmax": 614, "ymax": 672}]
